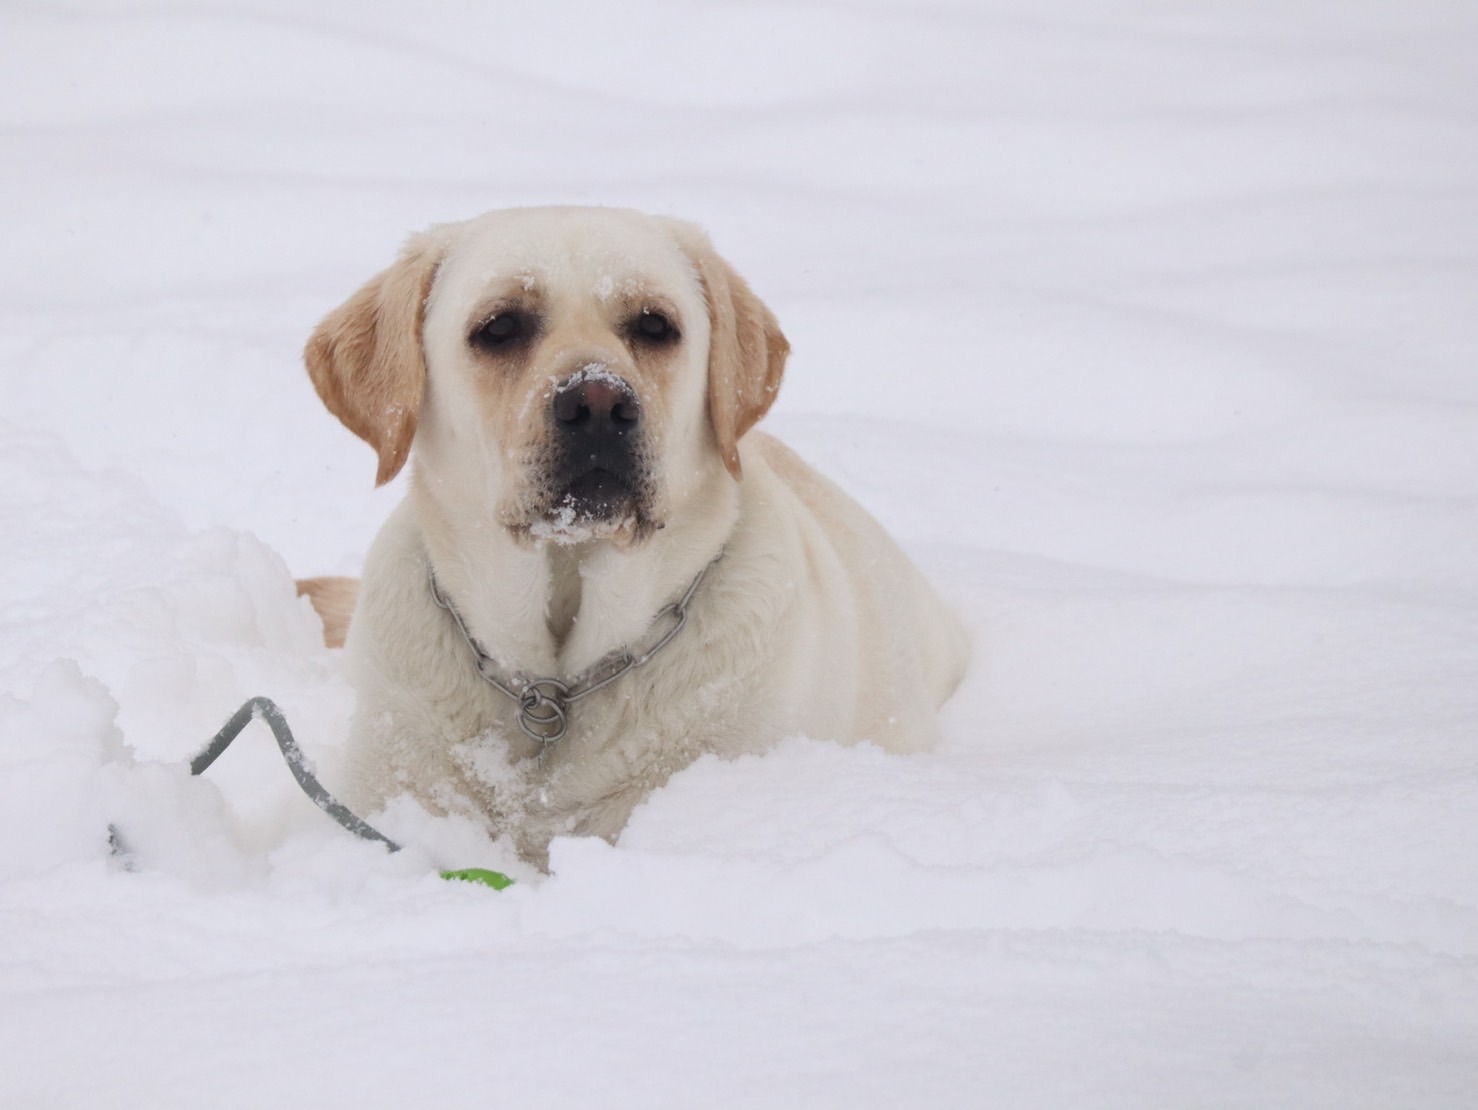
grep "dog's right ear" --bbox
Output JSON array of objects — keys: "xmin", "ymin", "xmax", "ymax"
[{"xmin": 304, "ymin": 233, "xmax": 443, "ymax": 486}]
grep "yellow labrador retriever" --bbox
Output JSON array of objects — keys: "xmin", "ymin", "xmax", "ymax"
[{"xmin": 301, "ymin": 207, "xmax": 968, "ymax": 860}]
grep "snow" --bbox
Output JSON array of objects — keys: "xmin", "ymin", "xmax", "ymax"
[{"xmin": 3, "ymin": 1, "xmax": 1477, "ymax": 1105}]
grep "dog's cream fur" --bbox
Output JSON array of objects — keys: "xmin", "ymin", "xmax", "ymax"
[{"xmin": 305, "ymin": 207, "xmax": 968, "ymax": 861}]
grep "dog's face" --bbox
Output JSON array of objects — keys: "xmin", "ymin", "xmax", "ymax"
[
  {"xmin": 305, "ymin": 207, "xmax": 788, "ymax": 548},
  {"xmin": 420, "ymin": 209, "xmax": 715, "ymax": 546}
]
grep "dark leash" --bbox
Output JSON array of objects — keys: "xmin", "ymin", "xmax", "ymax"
[
  {"xmin": 191, "ymin": 696, "xmax": 401, "ymax": 851},
  {"xmin": 110, "ymin": 698, "xmax": 512, "ymax": 889},
  {"xmin": 173, "ymin": 706, "xmax": 508, "ymax": 892}
]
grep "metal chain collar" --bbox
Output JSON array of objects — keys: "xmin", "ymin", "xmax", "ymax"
[{"xmin": 427, "ymin": 552, "xmax": 719, "ymax": 745}]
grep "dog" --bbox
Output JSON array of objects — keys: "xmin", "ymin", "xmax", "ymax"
[{"xmin": 300, "ymin": 206, "xmax": 968, "ymax": 862}]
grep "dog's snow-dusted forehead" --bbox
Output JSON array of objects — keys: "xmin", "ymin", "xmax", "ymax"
[{"xmin": 425, "ymin": 206, "xmax": 707, "ymax": 331}]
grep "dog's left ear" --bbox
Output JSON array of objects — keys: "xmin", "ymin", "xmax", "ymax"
[
  {"xmin": 671, "ymin": 223, "xmax": 789, "ymax": 479},
  {"xmin": 304, "ymin": 232, "xmax": 444, "ymax": 486}
]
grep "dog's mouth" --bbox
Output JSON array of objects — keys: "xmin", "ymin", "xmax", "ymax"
[
  {"xmin": 562, "ymin": 466, "xmax": 634, "ymax": 516},
  {"xmin": 521, "ymin": 460, "xmax": 658, "ymax": 546}
]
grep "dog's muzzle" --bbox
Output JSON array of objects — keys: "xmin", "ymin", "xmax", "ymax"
[{"xmin": 549, "ymin": 372, "xmax": 644, "ymax": 520}]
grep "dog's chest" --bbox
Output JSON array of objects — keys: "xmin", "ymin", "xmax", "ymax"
[{"xmin": 440, "ymin": 657, "xmax": 745, "ymax": 851}]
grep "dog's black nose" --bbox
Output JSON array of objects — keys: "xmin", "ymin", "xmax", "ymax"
[
  {"xmin": 553, "ymin": 375, "xmax": 641, "ymax": 436},
  {"xmin": 549, "ymin": 373, "xmax": 643, "ymax": 522}
]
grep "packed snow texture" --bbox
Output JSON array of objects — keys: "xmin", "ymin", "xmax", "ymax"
[{"xmin": 3, "ymin": 1, "xmax": 1477, "ymax": 1106}]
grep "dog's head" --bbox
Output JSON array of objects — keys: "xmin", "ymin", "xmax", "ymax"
[{"xmin": 305, "ymin": 207, "xmax": 788, "ymax": 547}]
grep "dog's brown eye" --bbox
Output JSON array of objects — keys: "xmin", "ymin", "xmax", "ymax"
[
  {"xmin": 632, "ymin": 311, "xmax": 677, "ymax": 344},
  {"xmin": 472, "ymin": 312, "xmax": 526, "ymax": 349}
]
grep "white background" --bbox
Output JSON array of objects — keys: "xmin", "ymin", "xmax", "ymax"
[{"xmin": 2, "ymin": 1, "xmax": 1476, "ymax": 1105}]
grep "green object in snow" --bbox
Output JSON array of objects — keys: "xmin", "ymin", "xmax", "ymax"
[{"xmin": 440, "ymin": 867, "xmax": 515, "ymax": 890}]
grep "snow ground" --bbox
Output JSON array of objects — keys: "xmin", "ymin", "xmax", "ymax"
[{"xmin": 3, "ymin": 1, "xmax": 1477, "ymax": 1106}]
